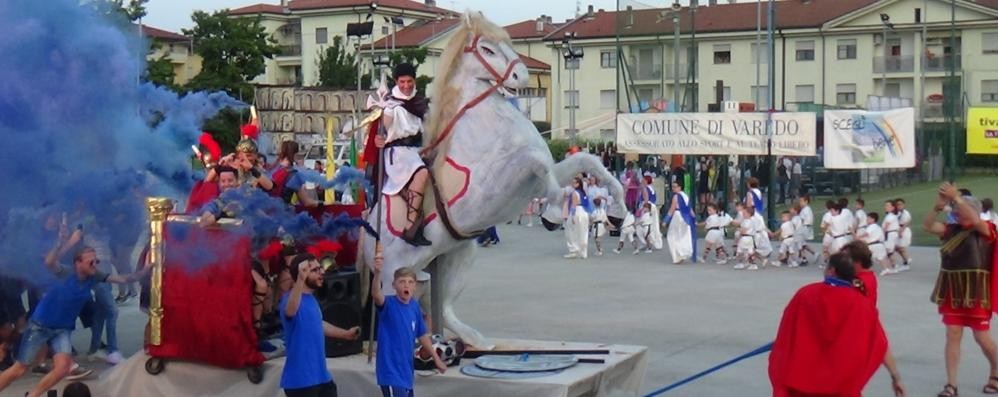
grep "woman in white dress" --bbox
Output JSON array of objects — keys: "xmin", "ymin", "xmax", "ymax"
[
  {"xmin": 666, "ymin": 181, "xmax": 696, "ymax": 264},
  {"xmin": 563, "ymin": 177, "xmax": 591, "ymax": 259}
]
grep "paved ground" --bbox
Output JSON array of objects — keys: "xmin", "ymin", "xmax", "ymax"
[{"xmin": 5, "ymin": 222, "xmax": 992, "ymax": 396}]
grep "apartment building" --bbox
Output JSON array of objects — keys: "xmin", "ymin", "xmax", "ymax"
[
  {"xmin": 229, "ymin": 0, "xmax": 453, "ymax": 86},
  {"xmin": 142, "ymin": 24, "xmax": 203, "ymax": 85},
  {"xmin": 356, "ymin": 16, "xmax": 558, "ymax": 123},
  {"xmin": 541, "ymin": 0, "xmax": 998, "ymax": 140}
]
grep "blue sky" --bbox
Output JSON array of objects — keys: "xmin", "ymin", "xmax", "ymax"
[{"xmin": 141, "ymin": 0, "xmax": 673, "ymax": 32}]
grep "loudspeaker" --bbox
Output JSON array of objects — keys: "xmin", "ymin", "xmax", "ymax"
[{"xmin": 316, "ymin": 269, "xmax": 363, "ymax": 357}]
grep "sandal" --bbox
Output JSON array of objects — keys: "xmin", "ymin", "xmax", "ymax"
[
  {"xmin": 984, "ymin": 376, "xmax": 998, "ymax": 394},
  {"xmin": 938, "ymin": 383, "xmax": 958, "ymax": 397}
]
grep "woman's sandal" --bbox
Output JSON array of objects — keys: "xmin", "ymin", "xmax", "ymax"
[
  {"xmin": 938, "ymin": 383, "xmax": 958, "ymax": 397},
  {"xmin": 984, "ymin": 376, "xmax": 998, "ymax": 394}
]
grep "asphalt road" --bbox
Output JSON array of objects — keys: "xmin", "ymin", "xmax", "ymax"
[{"xmin": 4, "ymin": 222, "xmax": 988, "ymax": 396}]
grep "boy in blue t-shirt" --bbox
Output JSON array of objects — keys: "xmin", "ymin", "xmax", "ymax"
[{"xmin": 372, "ymin": 255, "xmax": 445, "ymax": 397}]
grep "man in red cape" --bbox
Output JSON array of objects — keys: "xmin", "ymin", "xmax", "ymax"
[{"xmin": 769, "ymin": 252, "xmax": 904, "ymax": 397}]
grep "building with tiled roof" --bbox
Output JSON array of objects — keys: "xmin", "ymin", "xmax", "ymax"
[
  {"xmin": 538, "ymin": 0, "xmax": 998, "ymax": 140},
  {"xmin": 361, "ymin": 16, "xmax": 554, "ymax": 123},
  {"xmin": 229, "ymin": 0, "xmax": 455, "ymax": 86},
  {"xmin": 141, "ymin": 24, "xmax": 202, "ymax": 85}
]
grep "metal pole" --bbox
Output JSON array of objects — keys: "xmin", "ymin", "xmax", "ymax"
[
  {"xmin": 919, "ymin": 0, "xmax": 928, "ymax": 177},
  {"xmin": 673, "ymin": 14, "xmax": 680, "ymax": 110},
  {"xmin": 946, "ymin": 0, "xmax": 957, "ymax": 181},
  {"xmin": 766, "ymin": 0, "xmax": 776, "ymax": 227},
  {"xmin": 755, "ymin": 0, "xmax": 761, "ymax": 107},
  {"xmin": 882, "ymin": 22, "xmax": 888, "ymax": 95}
]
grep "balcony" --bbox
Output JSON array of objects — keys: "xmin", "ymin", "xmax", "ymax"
[
  {"xmin": 627, "ymin": 64, "xmax": 662, "ymax": 81},
  {"xmin": 277, "ymin": 45, "xmax": 301, "ymax": 57},
  {"xmin": 665, "ymin": 63, "xmax": 696, "ymax": 80},
  {"xmin": 873, "ymin": 55, "xmax": 914, "ymax": 73},
  {"xmin": 923, "ymin": 54, "xmax": 962, "ymax": 72}
]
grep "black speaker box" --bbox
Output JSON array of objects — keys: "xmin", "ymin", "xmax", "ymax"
[{"xmin": 316, "ymin": 269, "xmax": 364, "ymax": 357}]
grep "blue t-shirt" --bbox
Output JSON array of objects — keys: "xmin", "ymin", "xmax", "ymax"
[
  {"xmin": 376, "ymin": 296, "xmax": 427, "ymax": 389},
  {"xmin": 31, "ymin": 267, "xmax": 108, "ymax": 330},
  {"xmin": 279, "ymin": 293, "xmax": 333, "ymax": 389}
]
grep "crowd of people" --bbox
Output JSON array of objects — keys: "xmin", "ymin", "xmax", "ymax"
[{"xmin": 0, "ymin": 63, "xmax": 449, "ymax": 397}]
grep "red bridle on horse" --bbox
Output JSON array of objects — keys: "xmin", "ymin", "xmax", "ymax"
[{"xmin": 420, "ymin": 34, "xmax": 522, "ymax": 157}]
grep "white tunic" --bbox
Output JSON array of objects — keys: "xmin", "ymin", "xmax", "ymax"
[
  {"xmin": 883, "ymin": 212, "xmax": 900, "ymax": 253},
  {"xmin": 858, "ymin": 223, "xmax": 887, "ymax": 261},
  {"xmin": 820, "ymin": 211, "xmax": 834, "ymax": 247},
  {"xmin": 854, "ymin": 208, "xmax": 867, "ymax": 232},
  {"xmin": 704, "ymin": 214, "xmax": 726, "ymax": 245},
  {"xmin": 778, "ymin": 220, "xmax": 797, "ymax": 255},
  {"xmin": 752, "ymin": 213, "xmax": 772, "ymax": 256},
  {"xmin": 736, "ymin": 217, "xmax": 756, "ymax": 255},
  {"xmin": 667, "ymin": 192, "xmax": 694, "ymax": 263},
  {"xmin": 799, "ymin": 205, "xmax": 815, "ymax": 241},
  {"xmin": 828, "ymin": 213, "xmax": 853, "ymax": 253},
  {"xmin": 382, "ymin": 86, "xmax": 426, "ymax": 196},
  {"xmin": 564, "ymin": 191, "xmax": 590, "ymax": 258},
  {"xmin": 898, "ymin": 209, "xmax": 913, "ymax": 247},
  {"xmin": 618, "ymin": 212, "xmax": 637, "ymax": 243},
  {"xmin": 590, "ymin": 207, "xmax": 608, "ymax": 238}
]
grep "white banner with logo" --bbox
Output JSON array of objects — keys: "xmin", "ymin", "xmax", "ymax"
[
  {"xmin": 823, "ymin": 108, "xmax": 915, "ymax": 169},
  {"xmin": 615, "ymin": 112, "xmax": 816, "ymax": 156}
]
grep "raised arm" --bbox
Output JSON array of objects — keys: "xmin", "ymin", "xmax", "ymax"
[
  {"xmin": 44, "ymin": 228, "xmax": 82, "ymax": 272},
  {"xmin": 923, "ymin": 183, "xmax": 953, "ymax": 237},
  {"xmin": 371, "ymin": 254, "xmax": 385, "ymax": 307},
  {"xmin": 284, "ymin": 260, "xmax": 311, "ymax": 318}
]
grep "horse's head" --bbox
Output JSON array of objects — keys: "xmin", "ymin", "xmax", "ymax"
[{"xmin": 458, "ymin": 13, "xmax": 528, "ymax": 98}]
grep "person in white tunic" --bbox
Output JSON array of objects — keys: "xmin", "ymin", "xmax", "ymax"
[
  {"xmin": 776, "ymin": 211, "xmax": 799, "ymax": 267},
  {"xmin": 666, "ymin": 181, "xmax": 696, "ymax": 264},
  {"xmin": 563, "ymin": 177, "xmax": 591, "ymax": 259},
  {"xmin": 700, "ymin": 203, "xmax": 730, "ymax": 264},
  {"xmin": 857, "ymin": 212, "xmax": 893, "ymax": 275},
  {"xmin": 636, "ymin": 202, "xmax": 655, "ymax": 253},
  {"xmin": 373, "ymin": 63, "xmax": 432, "ymax": 246},
  {"xmin": 894, "ymin": 198, "xmax": 913, "ymax": 271},
  {"xmin": 590, "ymin": 198, "xmax": 609, "ymax": 256},
  {"xmin": 828, "ymin": 203, "xmax": 853, "ymax": 255},
  {"xmin": 613, "ymin": 211, "xmax": 640, "ymax": 254},
  {"xmin": 797, "ymin": 195, "xmax": 817, "ymax": 264},
  {"xmin": 838, "ymin": 197, "xmax": 855, "ymax": 235},
  {"xmin": 819, "ymin": 200, "xmax": 836, "ymax": 265},
  {"xmin": 882, "ymin": 200, "xmax": 901, "ymax": 271},
  {"xmin": 751, "ymin": 207, "xmax": 773, "ymax": 268},
  {"xmin": 853, "ymin": 199, "xmax": 867, "ymax": 235},
  {"xmin": 733, "ymin": 205, "xmax": 757, "ymax": 270}
]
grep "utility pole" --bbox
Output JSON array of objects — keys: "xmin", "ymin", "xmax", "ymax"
[
  {"xmin": 766, "ymin": 0, "xmax": 776, "ymax": 228},
  {"xmin": 562, "ymin": 32, "xmax": 584, "ymax": 146},
  {"xmin": 672, "ymin": 8, "xmax": 680, "ymax": 110},
  {"xmin": 946, "ymin": 0, "xmax": 957, "ymax": 181}
]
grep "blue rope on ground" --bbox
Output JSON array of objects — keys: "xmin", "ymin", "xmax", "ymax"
[{"xmin": 643, "ymin": 341, "xmax": 774, "ymax": 396}]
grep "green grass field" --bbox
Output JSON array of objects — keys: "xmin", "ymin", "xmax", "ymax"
[{"xmin": 776, "ymin": 175, "xmax": 998, "ymax": 246}]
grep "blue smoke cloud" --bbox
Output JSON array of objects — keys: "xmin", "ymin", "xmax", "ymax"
[{"xmin": 0, "ymin": 0, "xmax": 243, "ymax": 283}]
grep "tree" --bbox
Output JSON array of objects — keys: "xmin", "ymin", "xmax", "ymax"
[
  {"xmin": 145, "ymin": 50, "xmax": 176, "ymax": 89},
  {"xmin": 317, "ymin": 36, "xmax": 360, "ymax": 89},
  {"xmin": 388, "ymin": 47, "xmax": 433, "ymax": 93},
  {"xmin": 87, "ymin": 0, "xmax": 148, "ymax": 22},
  {"xmin": 183, "ymin": 10, "xmax": 278, "ymax": 100}
]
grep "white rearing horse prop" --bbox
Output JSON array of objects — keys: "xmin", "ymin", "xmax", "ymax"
[{"xmin": 361, "ymin": 12, "xmax": 626, "ymax": 349}]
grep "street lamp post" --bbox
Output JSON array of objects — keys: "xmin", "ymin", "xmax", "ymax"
[
  {"xmin": 562, "ymin": 32, "xmax": 584, "ymax": 146},
  {"xmin": 947, "ymin": 0, "xmax": 957, "ymax": 181},
  {"xmin": 880, "ymin": 13, "xmax": 895, "ymax": 96},
  {"xmin": 672, "ymin": 2, "xmax": 681, "ymax": 110}
]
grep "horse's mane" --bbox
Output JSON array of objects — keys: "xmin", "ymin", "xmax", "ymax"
[{"xmin": 425, "ymin": 12, "xmax": 511, "ymax": 163}]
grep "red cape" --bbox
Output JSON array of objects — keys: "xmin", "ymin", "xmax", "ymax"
[
  {"xmin": 769, "ymin": 282, "xmax": 887, "ymax": 397},
  {"xmin": 186, "ymin": 180, "xmax": 220, "ymax": 214}
]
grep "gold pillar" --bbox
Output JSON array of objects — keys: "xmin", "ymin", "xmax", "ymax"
[{"xmin": 145, "ymin": 197, "xmax": 174, "ymax": 346}]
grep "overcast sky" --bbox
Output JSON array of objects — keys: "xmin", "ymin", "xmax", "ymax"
[{"xmin": 141, "ymin": 0, "xmax": 698, "ymax": 32}]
